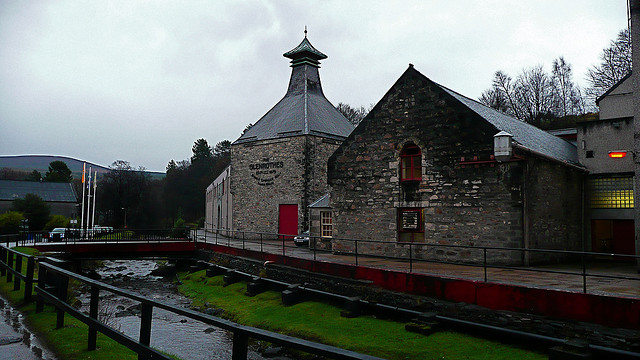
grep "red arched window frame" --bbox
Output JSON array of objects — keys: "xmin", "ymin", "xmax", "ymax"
[{"xmin": 400, "ymin": 144, "xmax": 422, "ymax": 182}]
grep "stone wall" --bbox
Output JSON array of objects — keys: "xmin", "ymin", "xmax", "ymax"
[
  {"xmin": 231, "ymin": 135, "xmax": 341, "ymax": 236},
  {"xmin": 328, "ymin": 67, "xmax": 583, "ymax": 265}
]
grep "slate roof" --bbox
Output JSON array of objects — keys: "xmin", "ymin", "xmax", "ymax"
[
  {"xmin": 434, "ymin": 80, "xmax": 579, "ymax": 166},
  {"xmin": 0, "ymin": 180, "xmax": 77, "ymax": 202},
  {"xmin": 234, "ymin": 37, "xmax": 354, "ymax": 144}
]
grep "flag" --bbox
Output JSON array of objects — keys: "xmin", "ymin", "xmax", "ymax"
[{"xmin": 82, "ymin": 163, "xmax": 86, "ymax": 184}]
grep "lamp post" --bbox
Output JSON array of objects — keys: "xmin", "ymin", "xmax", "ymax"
[{"xmin": 121, "ymin": 207, "xmax": 127, "ymax": 228}]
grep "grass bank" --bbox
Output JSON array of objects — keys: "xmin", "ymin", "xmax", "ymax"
[
  {"xmin": 0, "ymin": 247, "xmax": 139, "ymax": 360},
  {"xmin": 178, "ymin": 270, "xmax": 547, "ymax": 360}
]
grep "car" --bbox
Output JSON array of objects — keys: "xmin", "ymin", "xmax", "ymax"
[
  {"xmin": 293, "ymin": 230, "xmax": 310, "ymax": 247},
  {"xmin": 49, "ymin": 227, "xmax": 66, "ymax": 241}
]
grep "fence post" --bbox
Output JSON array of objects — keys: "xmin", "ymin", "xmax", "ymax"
[
  {"xmin": 232, "ymin": 331, "xmax": 249, "ymax": 360},
  {"xmin": 24, "ymin": 257, "xmax": 34, "ymax": 301},
  {"xmin": 282, "ymin": 235, "xmax": 285, "ymax": 256},
  {"xmin": 582, "ymin": 252, "xmax": 587, "ymax": 294},
  {"xmin": 313, "ymin": 238, "xmax": 317, "ymax": 261},
  {"xmin": 14, "ymin": 254, "xmax": 22, "ymax": 291},
  {"xmin": 7, "ymin": 252, "xmax": 13, "ymax": 283},
  {"xmin": 0, "ymin": 247, "xmax": 6, "ymax": 276},
  {"xmin": 409, "ymin": 242, "xmax": 413, "ymax": 273},
  {"xmin": 355, "ymin": 240, "xmax": 358, "ymax": 266},
  {"xmin": 138, "ymin": 303, "xmax": 153, "ymax": 360},
  {"xmin": 88, "ymin": 286, "xmax": 99, "ymax": 351},
  {"xmin": 483, "ymin": 248, "xmax": 488, "ymax": 283},
  {"xmin": 260, "ymin": 233, "xmax": 263, "ymax": 253},
  {"xmin": 56, "ymin": 274, "xmax": 69, "ymax": 329}
]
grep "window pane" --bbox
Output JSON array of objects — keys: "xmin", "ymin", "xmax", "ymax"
[{"xmin": 590, "ymin": 177, "xmax": 634, "ymax": 208}]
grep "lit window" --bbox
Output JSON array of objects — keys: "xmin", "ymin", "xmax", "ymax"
[
  {"xmin": 590, "ymin": 177, "xmax": 634, "ymax": 208},
  {"xmin": 321, "ymin": 211, "xmax": 333, "ymax": 238},
  {"xmin": 398, "ymin": 208, "xmax": 424, "ymax": 242},
  {"xmin": 400, "ymin": 144, "xmax": 422, "ymax": 182}
]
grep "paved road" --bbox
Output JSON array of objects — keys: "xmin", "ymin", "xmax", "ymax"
[
  {"xmin": 197, "ymin": 231, "xmax": 640, "ymax": 298},
  {"xmin": 0, "ymin": 296, "xmax": 56, "ymax": 360}
]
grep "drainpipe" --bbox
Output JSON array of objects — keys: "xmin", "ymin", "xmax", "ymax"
[
  {"xmin": 523, "ymin": 160, "xmax": 530, "ymax": 267},
  {"xmin": 632, "ymin": 0, "xmax": 640, "ymax": 272}
]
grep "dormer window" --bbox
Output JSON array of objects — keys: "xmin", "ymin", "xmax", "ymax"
[{"xmin": 400, "ymin": 144, "xmax": 422, "ymax": 182}]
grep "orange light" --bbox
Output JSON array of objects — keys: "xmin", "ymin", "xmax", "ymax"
[{"xmin": 608, "ymin": 151, "xmax": 627, "ymax": 158}]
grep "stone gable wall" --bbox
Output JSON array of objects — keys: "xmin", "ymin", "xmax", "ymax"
[
  {"xmin": 231, "ymin": 135, "xmax": 341, "ymax": 235},
  {"xmin": 328, "ymin": 69, "xmax": 583, "ymax": 264}
]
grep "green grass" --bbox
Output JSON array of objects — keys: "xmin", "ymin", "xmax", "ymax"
[
  {"xmin": 179, "ymin": 270, "xmax": 548, "ymax": 360},
  {"xmin": 0, "ymin": 246, "xmax": 147, "ymax": 360}
]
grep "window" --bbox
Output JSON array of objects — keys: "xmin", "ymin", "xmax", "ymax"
[
  {"xmin": 586, "ymin": 150, "xmax": 594, "ymax": 158},
  {"xmin": 400, "ymin": 144, "xmax": 422, "ymax": 181},
  {"xmin": 321, "ymin": 211, "xmax": 333, "ymax": 238},
  {"xmin": 590, "ymin": 177, "xmax": 634, "ymax": 208},
  {"xmin": 398, "ymin": 208, "xmax": 424, "ymax": 242}
]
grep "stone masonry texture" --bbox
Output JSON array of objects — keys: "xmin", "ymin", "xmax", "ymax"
[
  {"xmin": 231, "ymin": 135, "xmax": 341, "ymax": 236},
  {"xmin": 327, "ymin": 66, "xmax": 584, "ymax": 265}
]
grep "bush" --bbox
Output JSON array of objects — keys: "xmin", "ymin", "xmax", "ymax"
[
  {"xmin": 0, "ymin": 211, "xmax": 24, "ymax": 235},
  {"xmin": 171, "ymin": 218, "xmax": 189, "ymax": 238},
  {"xmin": 45, "ymin": 215, "xmax": 69, "ymax": 231}
]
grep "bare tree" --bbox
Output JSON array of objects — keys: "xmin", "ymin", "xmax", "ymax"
[
  {"xmin": 514, "ymin": 65, "xmax": 555, "ymax": 124},
  {"xmin": 551, "ymin": 57, "xmax": 583, "ymax": 117},
  {"xmin": 336, "ymin": 103, "xmax": 373, "ymax": 126},
  {"xmin": 586, "ymin": 28, "xmax": 632, "ymax": 102}
]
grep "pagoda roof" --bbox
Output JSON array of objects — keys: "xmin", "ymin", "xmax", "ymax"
[{"xmin": 234, "ymin": 35, "xmax": 354, "ymax": 144}]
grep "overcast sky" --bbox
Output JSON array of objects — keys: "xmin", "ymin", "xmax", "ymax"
[{"xmin": 0, "ymin": 1, "xmax": 629, "ymax": 172}]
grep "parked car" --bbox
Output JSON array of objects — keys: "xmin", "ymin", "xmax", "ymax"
[
  {"xmin": 49, "ymin": 228, "xmax": 66, "ymax": 241},
  {"xmin": 294, "ymin": 230, "xmax": 310, "ymax": 247}
]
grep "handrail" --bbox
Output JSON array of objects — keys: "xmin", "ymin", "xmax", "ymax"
[
  {"xmin": 201, "ymin": 227, "xmax": 640, "ymax": 296},
  {"xmin": 31, "ymin": 256, "xmax": 382, "ymax": 360}
]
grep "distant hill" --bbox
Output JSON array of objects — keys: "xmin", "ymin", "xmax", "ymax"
[{"xmin": 0, "ymin": 155, "xmax": 165, "ymax": 180}]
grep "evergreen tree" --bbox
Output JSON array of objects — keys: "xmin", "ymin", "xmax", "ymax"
[{"xmin": 45, "ymin": 161, "xmax": 73, "ymax": 182}]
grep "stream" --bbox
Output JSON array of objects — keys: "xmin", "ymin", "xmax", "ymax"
[{"xmin": 77, "ymin": 260, "xmax": 287, "ymax": 360}]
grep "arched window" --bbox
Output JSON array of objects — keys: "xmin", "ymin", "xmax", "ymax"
[{"xmin": 400, "ymin": 144, "xmax": 422, "ymax": 181}]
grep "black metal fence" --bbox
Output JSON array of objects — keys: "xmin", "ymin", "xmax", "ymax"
[
  {"xmin": 0, "ymin": 245, "xmax": 382, "ymax": 360},
  {"xmin": 1, "ymin": 227, "xmax": 194, "ymax": 247},
  {"xmin": 200, "ymin": 228, "xmax": 640, "ymax": 295}
]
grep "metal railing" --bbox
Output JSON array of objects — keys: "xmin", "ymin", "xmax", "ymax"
[
  {"xmin": 2, "ymin": 228, "xmax": 195, "ymax": 247},
  {"xmin": 199, "ymin": 228, "xmax": 640, "ymax": 295},
  {"xmin": 0, "ymin": 245, "xmax": 382, "ymax": 360}
]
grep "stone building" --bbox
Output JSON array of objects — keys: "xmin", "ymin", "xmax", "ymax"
[
  {"xmin": 205, "ymin": 165, "xmax": 232, "ymax": 233},
  {"xmin": 578, "ymin": 73, "xmax": 636, "ymax": 255},
  {"xmin": 327, "ymin": 65, "xmax": 586, "ymax": 265},
  {"xmin": 228, "ymin": 34, "xmax": 354, "ymax": 236}
]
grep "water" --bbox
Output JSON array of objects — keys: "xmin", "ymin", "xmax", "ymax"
[
  {"xmin": 77, "ymin": 260, "xmax": 276, "ymax": 360},
  {"xmin": 0, "ymin": 295, "xmax": 56, "ymax": 360}
]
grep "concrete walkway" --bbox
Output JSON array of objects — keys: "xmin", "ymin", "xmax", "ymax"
[
  {"xmin": 0, "ymin": 296, "xmax": 55, "ymax": 360},
  {"xmin": 198, "ymin": 232, "xmax": 640, "ymax": 299}
]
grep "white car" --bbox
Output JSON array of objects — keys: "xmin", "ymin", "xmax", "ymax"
[{"xmin": 49, "ymin": 228, "xmax": 66, "ymax": 240}]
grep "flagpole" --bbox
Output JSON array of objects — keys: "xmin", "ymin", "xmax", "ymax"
[
  {"xmin": 86, "ymin": 166, "xmax": 92, "ymax": 237},
  {"xmin": 80, "ymin": 163, "xmax": 86, "ymax": 239},
  {"xmin": 91, "ymin": 171, "xmax": 97, "ymax": 230}
]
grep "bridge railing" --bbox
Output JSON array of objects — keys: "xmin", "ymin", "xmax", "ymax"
[
  {"xmin": 0, "ymin": 245, "xmax": 382, "ymax": 360},
  {"xmin": 199, "ymin": 227, "xmax": 640, "ymax": 296},
  {"xmin": 4, "ymin": 228, "xmax": 196, "ymax": 246}
]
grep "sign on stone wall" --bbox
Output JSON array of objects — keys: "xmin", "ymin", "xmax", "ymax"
[{"xmin": 249, "ymin": 158, "xmax": 284, "ymax": 186}]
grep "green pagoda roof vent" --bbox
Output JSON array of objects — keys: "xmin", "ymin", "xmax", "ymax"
[{"xmin": 283, "ymin": 28, "xmax": 327, "ymax": 68}]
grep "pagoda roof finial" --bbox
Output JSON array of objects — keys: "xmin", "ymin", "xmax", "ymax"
[{"xmin": 283, "ymin": 29, "xmax": 327, "ymax": 67}]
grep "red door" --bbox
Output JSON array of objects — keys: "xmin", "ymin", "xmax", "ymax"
[{"xmin": 278, "ymin": 204, "xmax": 298, "ymax": 237}]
